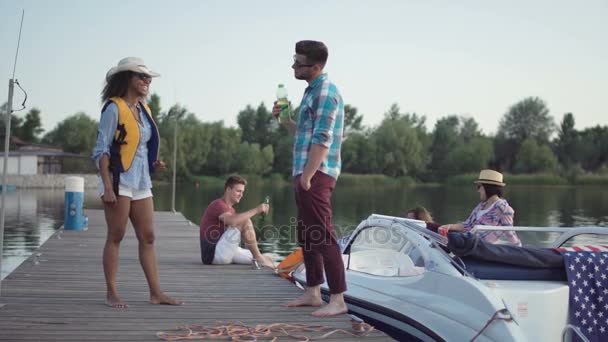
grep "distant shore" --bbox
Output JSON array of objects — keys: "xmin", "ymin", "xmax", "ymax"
[
  {"xmin": 3, "ymin": 172, "xmax": 607, "ymax": 189},
  {"xmin": 183, "ymin": 172, "xmax": 608, "ymax": 187},
  {"xmin": 3, "ymin": 174, "xmax": 98, "ymax": 189}
]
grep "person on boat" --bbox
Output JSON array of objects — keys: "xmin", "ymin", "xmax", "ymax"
[
  {"xmin": 272, "ymin": 40, "xmax": 348, "ymax": 317},
  {"xmin": 406, "ymin": 206, "xmax": 442, "ymax": 233},
  {"xmin": 406, "ymin": 206, "xmax": 433, "ymax": 222},
  {"xmin": 92, "ymin": 57, "xmax": 182, "ymax": 308},
  {"xmin": 438, "ymin": 169, "xmax": 522, "ymax": 246},
  {"xmin": 199, "ymin": 175, "xmax": 275, "ymax": 268}
]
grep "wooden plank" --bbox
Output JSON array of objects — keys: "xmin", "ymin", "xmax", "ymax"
[{"xmin": 0, "ymin": 209, "xmax": 392, "ymax": 341}]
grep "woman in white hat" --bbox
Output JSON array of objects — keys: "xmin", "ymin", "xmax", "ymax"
[
  {"xmin": 92, "ymin": 57, "xmax": 182, "ymax": 308},
  {"xmin": 438, "ymin": 169, "xmax": 521, "ymax": 246}
]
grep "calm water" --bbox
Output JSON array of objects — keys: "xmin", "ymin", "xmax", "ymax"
[{"xmin": 1, "ymin": 183, "xmax": 607, "ymax": 279}]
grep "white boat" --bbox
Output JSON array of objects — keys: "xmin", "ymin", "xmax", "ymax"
[{"xmin": 292, "ymin": 214, "xmax": 608, "ymax": 342}]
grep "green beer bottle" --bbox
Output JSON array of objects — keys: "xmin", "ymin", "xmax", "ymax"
[
  {"xmin": 276, "ymin": 84, "xmax": 290, "ymax": 123},
  {"xmin": 259, "ymin": 195, "xmax": 270, "ymax": 225}
]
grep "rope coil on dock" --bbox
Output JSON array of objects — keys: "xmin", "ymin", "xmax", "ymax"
[{"xmin": 157, "ymin": 320, "xmax": 375, "ymax": 341}]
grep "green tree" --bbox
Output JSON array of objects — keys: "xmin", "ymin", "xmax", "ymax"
[
  {"xmin": 204, "ymin": 121, "xmax": 241, "ymax": 175},
  {"xmin": 260, "ymin": 145, "xmax": 274, "ymax": 175},
  {"xmin": 554, "ymin": 113, "xmax": 580, "ymax": 168},
  {"xmin": 0, "ymin": 102, "xmax": 24, "ymax": 148},
  {"xmin": 372, "ymin": 105, "xmax": 425, "ymax": 177},
  {"xmin": 495, "ymin": 97, "xmax": 556, "ymax": 172},
  {"xmin": 234, "ymin": 142, "xmax": 274, "ymax": 175},
  {"xmin": 449, "ymin": 137, "xmax": 493, "ymax": 175},
  {"xmin": 578, "ymin": 125, "xmax": 608, "ymax": 172},
  {"xmin": 429, "ymin": 116, "xmax": 460, "ymax": 179},
  {"xmin": 513, "ymin": 138, "xmax": 557, "ymax": 173},
  {"xmin": 42, "ymin": 112, "xmax": 98, "ymax": 154},
  {"xmin": 342, "ymin": 131, "xmax": 379, "ymax": 174},
  {"xmin": 459, "ymin": 117, "xmax": 481, "ymax": 142},
  {"xmin": 429, "ymin": 115, "xmax": 491, "ymax": 179},
  {"xmin": 385, "ymin": 103, "xmax": 401, "ymax": 120},
  {"xmin": 271, "ymin": 131, "xmax": 293, "ymax": 176},
  {"xmin": 147, "ymin": 93, "xmax": 162, "ymax": 122},
  {"xmin": 493, "ymin": 135, "xmax": 519, "ymax": 172},
  {"xmin": 498, "ymin": 97, "xmax": 556, "ymax": 143},
  {"xmin": 237, "ymin": 102, "xmax": 287, "ymax": 175},
  {"xmin": 156, "ymin": 104, "xmax": 214, "ymax": 179},
  {"xmin": 344, "ymin": 104, "xmax": 363, "ymax": 134},
  {"xmin": 237, "ymin": 103, "xmax": 274, "ymax": 147},
  {"xmin": 19, "ymin": 108, "xmax": 44, "ymax": 143},
  {"xmin": 179, "ymin": 115, "xmax": 212, "ymax": 175}
]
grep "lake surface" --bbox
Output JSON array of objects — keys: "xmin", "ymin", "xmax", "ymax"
[{"xmin": 1, "ymin": 183, "xmax": 607, "ymax": 279}]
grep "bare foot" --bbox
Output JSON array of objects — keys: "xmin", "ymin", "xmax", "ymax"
[
  {"xmin": 106, "ymin": 294, "xmax": 128, "ymax": 308},
  {"xmin": 285, "ymin": 293, "xmax": 324, "ymax": 307},
  {"xmin": 311, "ymin": 301, "xmax": 348, "ymax": 317},
  {"xmin": 256, "ymin": 255, "xmax": 275, "ymax": 269},
  {"xmin": 150, "ymin": 292, "xmax": 184, "ymax": 305}
]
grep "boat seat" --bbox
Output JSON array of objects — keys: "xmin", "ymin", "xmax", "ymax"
[
  {"xmin": 349, "ymin": 249, "xmax": 424, "ymax": 277},
  {"xmin": 459, "ymin": 257, "xmax": 567, "ymax": 281}
]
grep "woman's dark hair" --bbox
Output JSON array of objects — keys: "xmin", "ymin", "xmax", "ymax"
[
  {"xmin": 481, "ymin": 183, "xmax": 504, "ymax": 198},
  {"xmin": 101, "ymin": 71, "xmax": 134, "ymax": 102}
]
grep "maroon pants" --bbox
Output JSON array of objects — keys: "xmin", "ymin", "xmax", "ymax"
[{"xmin": 294, "ymin": 171, "xmax": 347, "ymax": 294}]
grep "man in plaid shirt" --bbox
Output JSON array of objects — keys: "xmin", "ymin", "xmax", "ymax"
[{"xmin": 272, "ymin": 40, "xmax": 347, "ymax": 317}]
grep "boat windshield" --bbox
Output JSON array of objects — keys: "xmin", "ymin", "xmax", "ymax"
[{"xmin": 346, "ymin": 224, "xmax": 426, "ymax": 277}]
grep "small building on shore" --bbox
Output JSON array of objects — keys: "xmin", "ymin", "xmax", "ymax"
[
  {"xmin": 0, "ymin": 139, "xmax": 94, "ymax": 175},
  {"xmin": 0, "ymin": 147, "xmax": 95, "ymax": 176},
  {"xmin": 0, "ymin": 138, "xmax": 97, "ymax": 188}
]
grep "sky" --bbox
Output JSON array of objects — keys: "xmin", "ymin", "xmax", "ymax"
[{"xmin": 1, "ymin": 0, "xmax": 607, "ymax": 136}]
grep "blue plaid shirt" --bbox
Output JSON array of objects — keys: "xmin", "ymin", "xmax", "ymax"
[{"xmin": 292, "ymin": 73, "xmax": 344, "ymax": 179}]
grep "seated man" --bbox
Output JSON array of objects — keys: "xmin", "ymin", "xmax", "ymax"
[{"xmin": 199, "ymin": 175, "xmax": 274, "ymax": 268}]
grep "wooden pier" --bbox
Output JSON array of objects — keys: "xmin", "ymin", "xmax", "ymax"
[{"xmin": 0, "ymin": 209, "xmax": 392, "ymax": 341}]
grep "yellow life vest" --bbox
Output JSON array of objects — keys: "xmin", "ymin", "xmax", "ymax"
[{"xmin": 107, "ymin": 97, "xmax": 160, "ymax": 172}]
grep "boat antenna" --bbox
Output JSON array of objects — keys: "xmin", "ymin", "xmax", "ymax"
[{"xmin": 1, "ymin": 9, "xmax": 26, "ymax": 296}]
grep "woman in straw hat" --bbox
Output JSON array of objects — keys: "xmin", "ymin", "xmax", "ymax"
[
  {"xmin": 92, "ymin": 57, "xmax": 182, "ymax": 308},
  {"xmin": 437, "ymin": 169, "xmax": 521, "ymax": 246}
]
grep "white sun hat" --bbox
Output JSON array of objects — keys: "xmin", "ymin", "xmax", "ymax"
[{"xmin": 105, "ymin": 57, "xmax": 160, "ymax": 81}]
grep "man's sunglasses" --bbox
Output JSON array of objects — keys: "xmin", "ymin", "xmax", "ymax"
[{"xmin": 292, "ymin": 55, "xmax": 315, "ymax": 68}]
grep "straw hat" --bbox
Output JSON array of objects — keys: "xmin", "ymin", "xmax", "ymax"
[
  {"xmin": 105, "ymin": 57, "xmax": 160, "ymax": 81},
  {"xmin": 473, "ymin": 169, "xmax": 505, "ymax": 187}
]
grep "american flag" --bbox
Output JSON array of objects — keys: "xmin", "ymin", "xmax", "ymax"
[{"xmin": 558, "ymin": 247, "xmax": 608, "ymax": 342}]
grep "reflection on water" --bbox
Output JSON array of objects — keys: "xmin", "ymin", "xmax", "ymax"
[
  {"xmin": 2, "ymin": 183, "xmax": 607, "ymax": 279},
  {"xmin": 0, "ymin": 189, "xmax": 104, "ymax": 279}
]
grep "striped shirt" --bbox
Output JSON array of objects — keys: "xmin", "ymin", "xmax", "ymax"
[
  {"xmin": 462, "ymin": 198, "xmax": 522, "ymax": 246},
  {"xmin": 292, "ymin": 73, "xmax": 344, "ymax": 179}
]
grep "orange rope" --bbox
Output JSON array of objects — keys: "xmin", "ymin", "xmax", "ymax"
[{"xmin": 157, "ymin": 320, "xmax": 375, "ymax": 341}]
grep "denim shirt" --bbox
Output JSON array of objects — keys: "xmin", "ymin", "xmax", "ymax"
[{"xmin": 92, "ymin": 102, "xmax": 153, "ymax": 193}]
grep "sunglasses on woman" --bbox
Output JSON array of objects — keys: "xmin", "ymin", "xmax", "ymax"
[{"xmin": 135, "ymin": 73, "xmax": 152, "ymax": 82}]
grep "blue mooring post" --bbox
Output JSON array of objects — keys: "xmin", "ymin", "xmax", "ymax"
[{"xmin": 64, "ymin": 176, "xmax": 87, "ymax": 230}]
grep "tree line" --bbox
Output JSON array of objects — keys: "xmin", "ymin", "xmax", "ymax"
[{"xmin": 1, "ymin": 95, "xmax": 607, "ymax": 182}]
